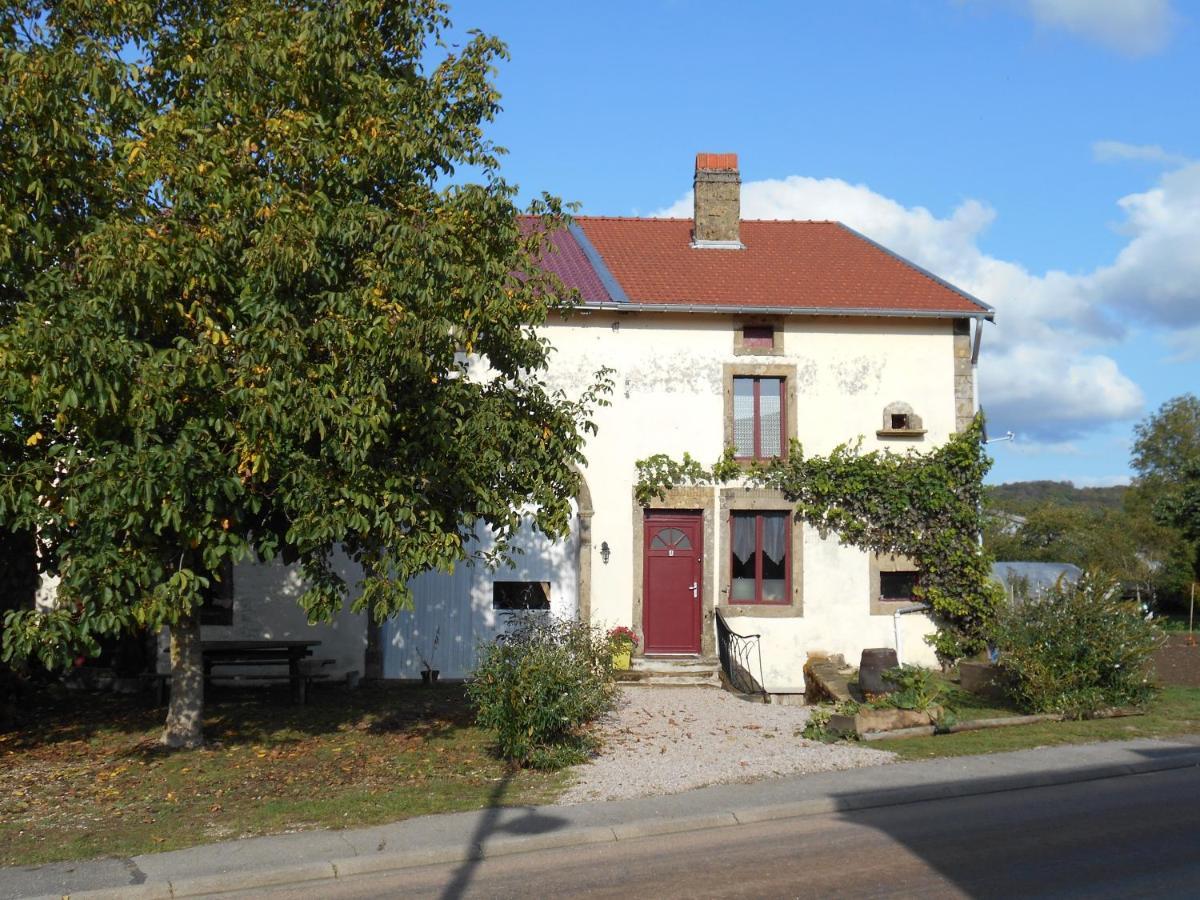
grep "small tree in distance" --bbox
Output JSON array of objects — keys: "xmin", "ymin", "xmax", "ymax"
[{"xmin": 1, "ymin": 0, "xmax": 608, "ymax": 747}]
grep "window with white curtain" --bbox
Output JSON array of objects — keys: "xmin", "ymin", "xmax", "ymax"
[{"xmin": 729, "ymin": 511, "xmax": 790, "ymax": 604}]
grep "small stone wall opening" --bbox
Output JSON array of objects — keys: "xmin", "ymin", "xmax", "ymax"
[{"xmin": 878, "ymin": 401, "xmax": 925, "ymax": 438}]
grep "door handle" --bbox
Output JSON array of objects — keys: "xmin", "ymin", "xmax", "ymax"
[{"xmin": 688, "ymin": 582, "xmax": 699, "ymax": 599}]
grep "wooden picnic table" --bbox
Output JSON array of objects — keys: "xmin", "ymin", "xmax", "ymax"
[{"xmin": 201, "ymin": 639, "xmax": 323, "ymax": 703}]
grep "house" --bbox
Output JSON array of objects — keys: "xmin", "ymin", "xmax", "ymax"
[
  {"xmin": 159, "ymin": 152, "xmax": 994, "ymax": 694},
  {"xmin": 380, "ymin": 152, "xmax": 994, "ymax": 692}
]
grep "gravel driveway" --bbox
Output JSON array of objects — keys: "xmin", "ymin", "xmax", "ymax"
[{"xmin": 559, "ymin": 686, "xmax": 894, "ymax": 804}]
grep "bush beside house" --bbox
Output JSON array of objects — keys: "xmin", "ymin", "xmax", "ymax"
[
  {"xmin": 468, "ymin": 615, "xmax": 618, "ymax": 768},
  {"xmin": 991, "ymin": 573, "xmax": 1163, "ymax": 717}
]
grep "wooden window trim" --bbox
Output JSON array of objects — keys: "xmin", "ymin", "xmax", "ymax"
[
  {"xmin": 733, "ymin": 317, "xmax": 785, "ymax": 356},
  {"xmin": 723, "ymin": 364, "xmax": 797, "ymax": 467},
  {"xmin": 729, "ymin": 511, "xmax": 791, "ymax": 606},
  {"xmin": 732, "ymin": 375, "xmax": 787, "ymax": 462}
]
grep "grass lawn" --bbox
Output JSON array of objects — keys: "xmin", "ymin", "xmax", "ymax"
[
  {"xmin": 0, "ymin": 682, "xmax": 566, "ymax": 867},
  {"xmin": 871, "ymin": 685, "xmax": 1200, "ymax": 760}
]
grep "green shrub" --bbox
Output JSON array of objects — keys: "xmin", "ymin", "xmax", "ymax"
[
  {"xmin": 878, "ymin": 665, "xmax": 945, "ymax": 712},
  {"xmin": 467, "ymin": 614, "xmax": 618, "ymax": 769},
  {"xmin": 801, "ymin": 705, "xmax": 835, "ymax": 741},
  {"xmin": 991, "ymin": 572, "xmax": 1163, "ymax": 717}
]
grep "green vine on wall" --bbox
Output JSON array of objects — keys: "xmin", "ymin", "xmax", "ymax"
[{"xmin": 635, "ymin": 416, "xmax": 1003, "ymax": 663}]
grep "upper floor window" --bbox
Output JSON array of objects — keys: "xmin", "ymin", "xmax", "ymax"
[
  {"xmin": 734, "ymin": 319, "xmax": 783, "ymax": 356},
  {"xmin": 742, "ymin": 325, "xmax": 775, "ymax": 349},
  {"xmin": 733, "ymin": 376, "xmax": 785, "ymax": 459}
]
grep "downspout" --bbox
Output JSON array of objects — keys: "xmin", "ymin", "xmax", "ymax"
[
  {"xmin": 971, "ymin": 318, "xmax": 983, "ymax": 414},
  {"xmin": 893, "ymin": 604, "xmax": 929, "ymax": 666}
]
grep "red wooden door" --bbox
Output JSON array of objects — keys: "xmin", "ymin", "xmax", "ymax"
[{"xmin": 643, "ymin": 512, "xmax": 703, "ymax": 654}]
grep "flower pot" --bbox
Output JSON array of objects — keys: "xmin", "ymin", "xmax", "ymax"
[
  {"xmin": 421, "ymin": 669, "xmax": 440, "ymax": 686},
  {"xmin": 612, "ymin": 646, "xmax": 632, "ymax": 671}
]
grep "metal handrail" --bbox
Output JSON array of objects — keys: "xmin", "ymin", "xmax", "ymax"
[{"xmin": 714, "ymin": 608, "xmax": 768, "ymax": 702}]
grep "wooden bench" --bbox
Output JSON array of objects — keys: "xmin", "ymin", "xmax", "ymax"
[{"xmin": 145, "ymin": 658, "xmax": 335, "ymax": 705}]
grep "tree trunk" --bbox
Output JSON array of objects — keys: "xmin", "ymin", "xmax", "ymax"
[
  {"xmin": 162, "ymin": 612, "xmax": 204, "ymax": 748},
  {"xmin": 364, "ymin": 600, "xmax": 384, "ymax": 682}
]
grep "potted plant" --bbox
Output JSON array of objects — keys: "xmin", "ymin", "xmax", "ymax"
[
  {"xmin": 418, "ymin": 626, "xmax": 440, "ymax": 685},
  {"xmin": 608, "ymin": 626, "xmax": 638, "ymax": 671}
]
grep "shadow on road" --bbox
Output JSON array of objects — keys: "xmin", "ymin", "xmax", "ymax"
[
  {"xmin": 824, "ymin": 745, "xmax": 1200, "ymax": 898},
  {"xmin": 439, "ymin": 770, "xmax": 569, "ymax": 900}
]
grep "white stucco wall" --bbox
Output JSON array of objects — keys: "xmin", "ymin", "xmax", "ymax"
[
  {"xmin": 156, "ymin": 546, "xmax": 368, "ymax": 679},
  {"xmin": 542, "ymin": 311, "xmax": 957, "ymax": 690}
]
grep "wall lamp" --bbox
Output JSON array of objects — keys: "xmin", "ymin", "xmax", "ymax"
[{"xmin": 600, "ymin": 541, "xmax": 611, "ymax": 565}]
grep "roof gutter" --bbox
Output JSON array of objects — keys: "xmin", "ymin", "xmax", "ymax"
[{"xmin": 575, "ymin": 301, "xmax": 995, "ymax": 322}]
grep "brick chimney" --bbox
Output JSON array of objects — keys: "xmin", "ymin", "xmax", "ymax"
[{"xmin": 693, "ymin": 152, "xmax": 742, "ymax": 248}]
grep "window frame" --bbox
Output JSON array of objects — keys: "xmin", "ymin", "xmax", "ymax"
[
  {"xmin": 733, "ymin": 317, "xmax": 785, "ymax": 356},
  {"xmin": 732, "ymin": 375, "xmax": 787, "ymax": 461},
  {"xmin": 742, "ymin": 325, "xmax": 775, "ymax": 349},
  {"xmin": 492, "ymin": 580, "xmax": 552, "ymax": 611},
  {"xmin": 879, "ymin": 569, "xmax": 919, "ymax": 603},
  {"xmin": 723, "ymin": 363, "xmax": 797, "ymax": 465},
  {"xmin": 869, "ymin": 552, "xmax": 923, "ymax": 615},
  {"xmin": 728, "ymin": 510, "xmax": 791, "ymax": 606}
]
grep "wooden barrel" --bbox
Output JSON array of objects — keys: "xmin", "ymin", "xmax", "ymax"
[{"xmin": 858, "ymin": 648, "xmax": 900, "ymax": 695}]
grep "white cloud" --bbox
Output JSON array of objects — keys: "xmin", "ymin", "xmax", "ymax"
[
  {"xmin": 1092, "ymin": 140, "xmax": 1191, "ymax": 167},
  {"xmin": 1023, "ymin": 0, "xmax": 1175, "ymax": 56},
  {"xmin": 656, "ymin": 151, "xmax": 1200, "ymax": 441},
  {"xmin": 1085, "ymin": 162, "xmax": 1200, "ymax": 328},
  {"xmin": 983, "ymin": 346, "xmax": 1143, "ymax": 440}
]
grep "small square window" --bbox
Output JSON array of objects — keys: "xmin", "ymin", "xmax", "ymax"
[
  {"xmin": 742, "ymin": 325, "xmax": 775, "ymax": 349},
  {"xmin": 890, "ymin": 413, "xmax": 910, "ymax": 430},
  {"xmin": 880, "ymin": 571, "xmax": 918, "ymax": 602},
  {"xmin": 492, "ymin": 581, "xmax": 551, "ymax": 610}
]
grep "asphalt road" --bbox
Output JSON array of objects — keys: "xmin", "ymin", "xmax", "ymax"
[{"xmin": 236, "ymin": 765, "xmax": 1200, "ymax": 899}]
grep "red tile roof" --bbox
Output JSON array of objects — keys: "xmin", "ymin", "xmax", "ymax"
[{"xmin": 573, "ymin": 217, "xmax": 990, "ymax": 316}]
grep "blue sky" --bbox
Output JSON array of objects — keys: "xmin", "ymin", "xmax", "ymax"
[{"xmin": 447, "ymin": 1, "xmax": 1199, "ymax": 486}]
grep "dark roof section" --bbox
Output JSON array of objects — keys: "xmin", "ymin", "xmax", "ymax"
[
  {"xmin": 530, "ymin": 222, "xmax": 609, "ymax": 303},
  {"xmin": 569, "ymin": 224, "xmax": 627, "ymax": 303}
]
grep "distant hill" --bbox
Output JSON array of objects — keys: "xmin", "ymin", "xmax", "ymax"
[{"xmin": 985, "ymin": 480, "xmax": 1127, "ymax": 514}]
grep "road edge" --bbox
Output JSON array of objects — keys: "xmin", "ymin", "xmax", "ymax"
[{"xmin": 50, "ymin": 749, "xmax": 1200, "ymax": 900}]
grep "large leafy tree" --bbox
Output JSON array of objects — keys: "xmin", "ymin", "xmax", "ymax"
[
  {"xmin": 1, "ymin": 0, "xmax": 606, "ymax": 747},
  {"xmin": 1132, "ymin": 394, "xmax": 1200, "ymax": 585}
]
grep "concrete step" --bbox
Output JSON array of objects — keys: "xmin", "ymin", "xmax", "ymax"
[
  {"xmin": 617, "ymin": 656, "xmax": 722, "ymax": 687},
  {"xmin": 632, "ymin": 657, "xmax": 718, "ymax": 673}
]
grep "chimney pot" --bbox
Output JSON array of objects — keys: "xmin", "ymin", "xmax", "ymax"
[{"xmin": 693, "ymin": 152, "xmax": 742, "ymax": 247}]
